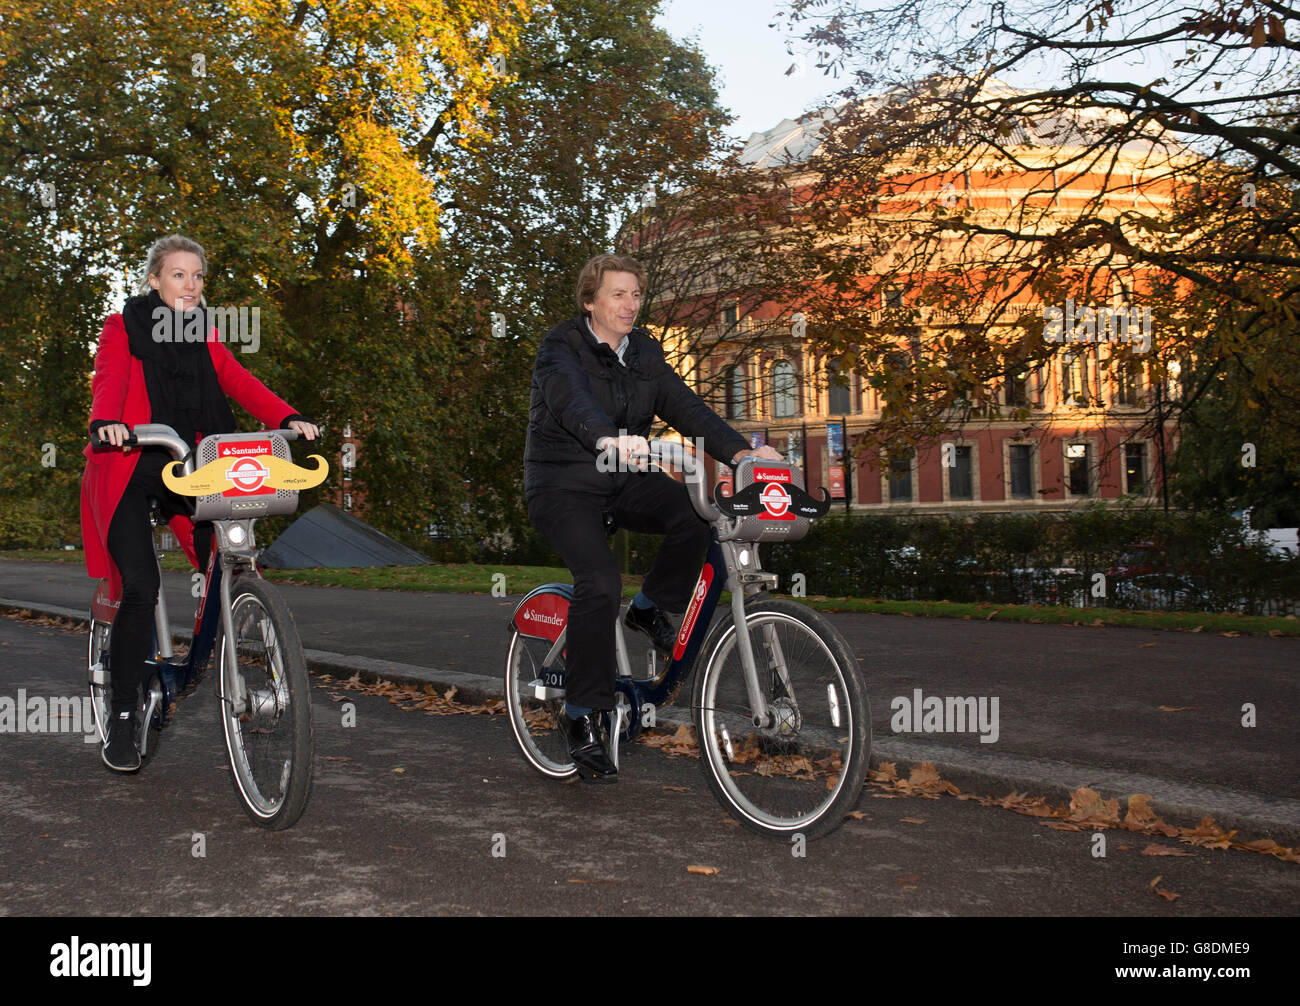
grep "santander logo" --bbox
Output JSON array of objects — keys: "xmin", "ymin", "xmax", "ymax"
[
  {"xmin": 523, "ymin": 609, "xmax": 564, "ymax": 626},
  {"xmin": 673, "ymin": 568, "xmax": 713, "ymax": 660}
]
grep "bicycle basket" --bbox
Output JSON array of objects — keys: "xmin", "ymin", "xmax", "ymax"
[
  {"xmin": 188, "ymin": 432, "xmax": 303, "ymax": 522},
  {"xmin": 713, "ymin": 457, "xmax": 831, "ymax": 543}
]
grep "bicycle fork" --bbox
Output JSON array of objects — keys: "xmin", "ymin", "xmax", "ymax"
[{"xmin": 719, "ymin": 539, "xmax": 779, "ymax": 729}]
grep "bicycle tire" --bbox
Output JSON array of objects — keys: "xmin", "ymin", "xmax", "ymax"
[
  {"xmin": 216, "ymin": 576, "xmax": 313, "ymax": 829},
  {"xmin": 505, "ymin": 628, "xmax": 576, "ymax": 780},
  {"xmin": 691, "ymin": 598, "xmax": 869, "ymax": 839}
]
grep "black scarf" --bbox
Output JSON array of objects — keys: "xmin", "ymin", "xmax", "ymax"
[{"xmin": 122, "ymin": 290, "xmax": 236, "ymax": 446}]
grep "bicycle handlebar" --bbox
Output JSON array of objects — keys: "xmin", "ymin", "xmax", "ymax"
[
  {"xmin": 635, "ymin": 438, "xmax": 720, "ymax": 523},
  {"xmin": 89, "ymin": 424, "xmax": 308, "ymax": 477}
]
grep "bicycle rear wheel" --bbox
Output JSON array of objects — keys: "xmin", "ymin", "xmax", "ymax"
[
  {"xmin": 692, "ymin": 598, "xmax": 869, "ymax": 839},
  {"xmin": 505, "ymin": 629, "xmax": 576, "ymax": 779},
  {"xmin": 216, "ymin": 576, "xmax": 313, "ymax": 829}
]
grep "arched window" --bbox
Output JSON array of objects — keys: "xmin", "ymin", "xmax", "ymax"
[
  {"xmin": 771, "ymin": 360, "xmax": 797, "ymax": 418},
  {"xmin": 725, "ymin": 364, "xmax": 746, "ymax": 420}
]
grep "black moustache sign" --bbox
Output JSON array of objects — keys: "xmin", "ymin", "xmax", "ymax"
[{"xmin": 713, "ymin": 478, "xmax": 832, "ymax": 519}]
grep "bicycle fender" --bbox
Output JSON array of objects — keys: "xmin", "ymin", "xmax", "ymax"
[{"xmin": 509, "ymin": 583, "xmax": 573, "ymax": 641}]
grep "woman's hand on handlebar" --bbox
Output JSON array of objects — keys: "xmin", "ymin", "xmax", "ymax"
[
  {"xmin": 288, "ymin": 419, "xmax": 319, "ymax": 441},
  {"xmin": 732, "ymin": 445, "xmax": 782, "ymax": 464},
  {"xmin": 95, "ymin": 422, "xmax": 132, "ymax": 448}
]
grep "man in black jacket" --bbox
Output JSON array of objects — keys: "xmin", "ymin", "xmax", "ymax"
[{"xmin": 524, "ymin": 253, "xmax": 781, "ymax": 782}]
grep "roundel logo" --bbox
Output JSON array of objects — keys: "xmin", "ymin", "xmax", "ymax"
[
  {"xmin": 760, "ymin": 481, "xmax": 792, "ymax": 518},
  {"xmin": 227, "ymin": 457, "xmax": 271, "ymax": 493}
]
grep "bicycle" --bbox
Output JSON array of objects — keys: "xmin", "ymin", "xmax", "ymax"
[
  {"xmin": 87, "ymin": 423, "xmax": 325, "ymax": 830},
  {"xmin": 505, "ymin": 439, "xmax": 871, "ymax": 839}
]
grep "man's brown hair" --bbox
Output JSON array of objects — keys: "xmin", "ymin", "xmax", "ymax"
[{"xmin": 575, "ymin": 254, "xmax": 645, "ymax": 313}]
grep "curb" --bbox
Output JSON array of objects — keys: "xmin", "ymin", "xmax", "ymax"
[{"xmin": 7, "ymin": 596, "xmax": 1298, "ymax": 847}]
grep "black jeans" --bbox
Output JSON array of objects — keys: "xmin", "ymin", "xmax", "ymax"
[
  {"xmin": 105, "ymin": 451, "xmax": 211, "ymax": 712},
  {"xmin": 527, "ymin": 472, "xmax": 711, "ymax": 710}
]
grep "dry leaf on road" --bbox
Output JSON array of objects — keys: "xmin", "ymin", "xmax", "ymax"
[
  {"xmin": 1142, "ymin": 844, "xmax": 1195, "ymax": 857},
  {"xmin": 687, "ymin": 865, "xmax": 719, "ymax": 876}
]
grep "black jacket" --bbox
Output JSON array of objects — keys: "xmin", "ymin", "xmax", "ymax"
[{"xmin": 524, "ymin": 315, "xmax": 750, "ymax": 497}]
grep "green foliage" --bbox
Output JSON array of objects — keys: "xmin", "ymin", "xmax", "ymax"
[{"xmin": 759, "ymin": 506, "xmax": 1299, "ymax": 614}]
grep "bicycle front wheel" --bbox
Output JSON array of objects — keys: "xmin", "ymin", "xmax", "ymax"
[
  {"xmin": 88, "ymin": 616, "xmax": 112, "ymax": 744},
  {"xmin": 216, "ymin": 576, "xmax": 313, "ymax": 830},
  {"xmin": 692, "ymin": 598, "xmax": 869, "ymax": 839},
  {"xmin": 505, "ymin": 629, "xmax": 576, "ymax": 779}
]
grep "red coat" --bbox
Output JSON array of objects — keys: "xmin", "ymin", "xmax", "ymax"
[{"xmin": 80, "ymin": 313, "xmax": 298, "ymax": 595}]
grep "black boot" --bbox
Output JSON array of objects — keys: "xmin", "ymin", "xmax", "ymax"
[
  {"xmin": 564, "ymin": 711, "xmax": 618, "ymax": 783},
  {"xmin": 102, "ymin": 709, "xmax": 141, "ymax": 773},
  {"xmin": 624, "ymin": 602, "xmax": 676, "ymax": 656}
]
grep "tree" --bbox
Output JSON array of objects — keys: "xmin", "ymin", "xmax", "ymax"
[
  {"xmin": 770, "ymin": 0, "xmax": 1300, "ymax": 484},
  {"xmin": 0, "ymin": 0, "xmax": 530, "ymax": 544}
]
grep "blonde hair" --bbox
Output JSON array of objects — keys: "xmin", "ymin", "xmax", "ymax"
[{"xmin": 138, "ymin": 234, "xmax": 209, "ymax": 306}]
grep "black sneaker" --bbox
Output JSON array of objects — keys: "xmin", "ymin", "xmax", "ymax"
[
  {"xmin": 624, "ymin": 602, "xmax": 675, "ymax": 656},
  {"xmin": 102, "ymin": 709, "xmax": 141, "ymax": 773}
]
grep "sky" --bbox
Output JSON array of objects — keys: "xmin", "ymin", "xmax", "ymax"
[{"xmin": 654, "ymin": 0, "xmax": 845, "ymax": 146}]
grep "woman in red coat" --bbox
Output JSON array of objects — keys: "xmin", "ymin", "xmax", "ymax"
[{"xmin": 81, "ymin": 234, "xmax": 318, "ymax": 773}]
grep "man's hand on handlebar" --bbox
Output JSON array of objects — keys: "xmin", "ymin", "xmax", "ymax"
[
  {"xmin": 732, "ymin": 445, "xmax": 782, "ymax": 464},
  {"xmin": 597, "ymin": 434, "xmax": 651, "ymax": 469}
]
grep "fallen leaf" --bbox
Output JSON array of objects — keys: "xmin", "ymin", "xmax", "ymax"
[
  {"xmin": 387, "ymin": 845, "xmax": 414, "ymax": 851},
  {"xmin": 1158, "ymin": 705, "xmax": 1193, "ymax": 712},
  {"xmin": 662, "ymin": 786, "xmax": 691, "ymax": 792},
  {"xmin": 1142, "ymin": 844, "xmax": 1195, "ymax": 857},
  {"xmin": 1140, "ymin": 642, "xmax": 1157, "ymax": 647},
  {"xmin": 1147, "ymin": 874, "xmax": 1163, "ymax": 892},
  {"xmin": 1156, "ymin": 887, "xmax": 1179, "ymax": 901},
  {"xmin": 896, "ymin": 874, "xmax": 919, "ymax": 884},
  {"xmin": 986, "ymin": 609, "xmax": 1000, "ymax": 619},
  {"xmin": 392, "ymin": 767, "xmax": 405, "ymax": 774},
  {"xmin": 1068, "ymin": 787, "xmax": 1121, "ymax": 825},
  {"xmin": 900, "ymin": 817, "xmax": 927, "ymax": 825},
  {"xmin": 1124, "ymin": 794, "xmax": 1159, "ymax": 829},
  {"xmin": 687, "ymin": 865, "xmax": 719, "ymax": 876},
  {"xmin": 843, "ymin": 810, "xmax": 868, "ymax": 820}
]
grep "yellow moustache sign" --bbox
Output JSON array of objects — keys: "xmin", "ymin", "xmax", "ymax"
[{"xmin": 163, "ymin": 453, "xmax": 329, "ymax": 497}]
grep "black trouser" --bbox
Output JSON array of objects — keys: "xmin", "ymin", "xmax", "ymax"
[
  {"xmin": 105, "ymin": 452, "xmax": 211, "ymax": 713},
  {"xmin": 527, "ymin": 472, "xmax": 711, "ymax": 711}
]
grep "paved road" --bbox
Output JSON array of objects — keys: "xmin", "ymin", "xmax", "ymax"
[
  {"xmin": 3, "ymin": 559, "xmax": 1296, "ymax": 838},
  {"xmin": 0, "ymin": 616, "xmax": 1296, "ymax": 916}
]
